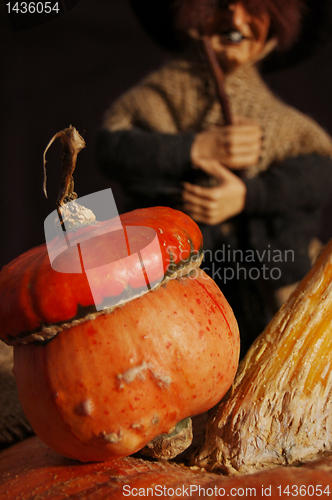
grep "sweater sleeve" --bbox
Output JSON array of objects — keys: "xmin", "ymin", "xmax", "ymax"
[
  {"xmin": 244, "ymin": 154, "xmax": 332, "ymax": 215},
  {"xmin": 95, "ymin": 127, "xmax": 195, "ymax": 182}
]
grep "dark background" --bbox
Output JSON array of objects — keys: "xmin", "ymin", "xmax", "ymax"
[{"xmin": 0, "ymin": 0, "xmax": 332, "ymax": 270}]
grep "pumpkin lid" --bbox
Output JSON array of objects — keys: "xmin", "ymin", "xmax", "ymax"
[{"xmin": 0, "ymin": 128, "xmax": 203, "ymax": 346}]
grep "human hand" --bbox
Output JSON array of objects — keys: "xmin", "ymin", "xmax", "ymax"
[
  {"xmin": 191, "ymin": 115, "xmax": 262, "ymax": 171},
  {"xmin": 182, "ymin": 162, "xmax": 247, "ymax": 225}
]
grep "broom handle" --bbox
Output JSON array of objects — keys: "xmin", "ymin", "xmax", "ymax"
[
  {"xmin": 201, "ymin": 36, "xmax": 232, "ymax": 125},
  {"xmin": 200, "ymin": 37, "xmax": 248, "ymax": 181}
]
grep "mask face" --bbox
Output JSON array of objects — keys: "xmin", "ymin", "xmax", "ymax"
[{"xmin": 204, "ymin": 1, "xmax": 270, "ymax": 74}]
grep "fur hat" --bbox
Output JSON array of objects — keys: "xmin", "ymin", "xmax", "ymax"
[{"xmin": 129, "ymin": 0, "xmax": 332, "ymax": 71}]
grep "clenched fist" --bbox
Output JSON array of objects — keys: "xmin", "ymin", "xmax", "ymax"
[{"xmin": 191, "ymin": 115, "xmax": 262, "ymax": 172}]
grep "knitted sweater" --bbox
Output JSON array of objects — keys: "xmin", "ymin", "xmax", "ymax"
[
  {"xmin": 96, "ymin": 53, "xmax": 332, "ymax": 345},
  {"xmin": 102, "ymin": 54, "xmax": 332, "ymax": 174},
  {"xmin": 97, "ymin": 53, "xmax": 332, "ymax": 274}
]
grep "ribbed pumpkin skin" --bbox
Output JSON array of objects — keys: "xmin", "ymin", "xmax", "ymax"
[
  {"xmin": 13, "ymin": 268, "xmax": 239, "ymax": 462},
  {"xmin": 0, "ymin": 207, "xmax": 203, "ymax": 345}
]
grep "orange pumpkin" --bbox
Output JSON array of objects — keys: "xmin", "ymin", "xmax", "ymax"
[
  {"xmin": 1, "ymin": 206, "xmax": 239, "ymax": 462},
  {"xmin": 0, "ymin": 129, "xmax": 239, "ymax": 462},
  {"xmin": 1, "ymin": 435, "xmax": 332, "ymax": 499}
]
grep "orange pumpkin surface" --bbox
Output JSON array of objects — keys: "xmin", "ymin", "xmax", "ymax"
[
  {"xmin": 1, "ymin": 436, "xmax": 332, "ymax": 500},
  {"xmin": 0, "ymin": 207, "xmax": 203, "ymax": 345},
  {"xmin": 0, "ymin": 206, "xmax": 239, "ymax": 462}
]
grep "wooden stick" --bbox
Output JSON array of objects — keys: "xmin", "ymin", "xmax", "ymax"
[
  {"xmin": 201, "ymin": 36, "xmax": 232, "ymax": 125},
  {"xmin": 200, "ymin": 36, "xmax": 248, "ymax": 180}
]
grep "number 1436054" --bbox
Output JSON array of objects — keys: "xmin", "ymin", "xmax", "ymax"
[
  {"xmin": 6, "ymin": 2, "xmax": 60, "ymax": 14},
  {"xmin": 277, "ymin": 485, "xmax": 330, "ymax": 496}
]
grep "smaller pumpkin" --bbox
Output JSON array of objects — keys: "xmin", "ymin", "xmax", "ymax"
[{"xmin": 0, "ymin": 127, "xmax": 240, "ymax": 462}]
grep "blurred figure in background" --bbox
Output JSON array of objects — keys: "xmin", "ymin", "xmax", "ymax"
[{"xmin": 96, "ymin": 0, "xmax": 332, "ymax": 355}]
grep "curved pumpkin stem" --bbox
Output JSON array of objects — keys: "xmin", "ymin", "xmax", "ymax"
[{"xmin": 43, "ymin": 125, "xmax": 86, "ymax": 207}]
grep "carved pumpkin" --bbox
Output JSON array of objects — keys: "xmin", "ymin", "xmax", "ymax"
[{"xmin": 0, "ymin": 128, "xmax": 240, "ymax": 462}]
